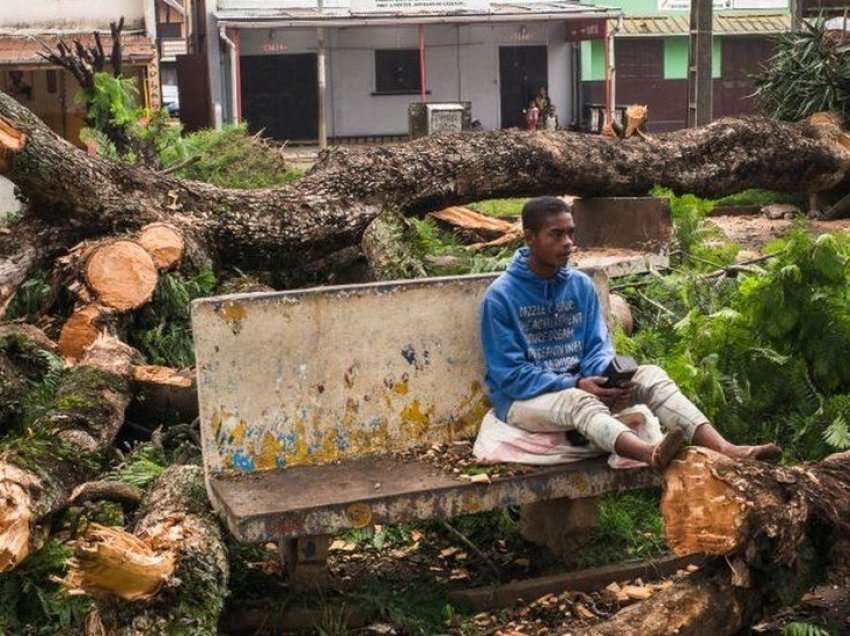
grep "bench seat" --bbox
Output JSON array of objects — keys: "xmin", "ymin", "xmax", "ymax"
[{"xmin": 209, "ymin": 454, "xmax": 657, "ymax": 542}]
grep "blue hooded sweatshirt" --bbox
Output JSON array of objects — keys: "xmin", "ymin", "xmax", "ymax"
[{"xmin": 480, "ymin": 247, "xmax": 614, "ymax": 421}]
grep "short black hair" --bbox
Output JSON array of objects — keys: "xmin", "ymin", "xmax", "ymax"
[{"xmin": 521, "ymin": 196, "xmax": 571, "ymax": 233}]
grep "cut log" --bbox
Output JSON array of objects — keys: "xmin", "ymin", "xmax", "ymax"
[
  {"xmin": 2, "ymin": 91, "xmax": 849, "ymax": 283},
  {"xmin": 582, "ymin": 562, "xmax": 760, "ymax": 636},
  {"xmin": 63, "ymin": 465, "xmax": 229, "ymax": 634},
  {"xmin": 430, "ymin": 206, "xmax": 521, "ymax": 241},
  {"xmin": 0, "ymin": 334, "xmax": 138, "ymax": 571},
  {"xmin": 58, "ymin": 304, "xmax": 106, "ymax": 361},
  {"xmin": 63, "ymin": 524, "xmax": 174, "ymax": 601},
  {"xmin": 136, "ymin": 223, "xmax": 185, "ymax": 271},
  {"xmin": 131, "ymin": 364, "xmax": 197, "ymax": 422},
  {"xmin": 84, "ymin": 240, "xmax": 158, "ymax": 311},
  {"xmin": 624, "ymin": 104, "xmax": 649, "ymax": 140},
  {"xmin": 608, "ymin": 293, "xmax": 634, "ymax": 334},
  {"xmin": 661, "ymin": 447, "xmax": 850, "ymax": 563}
]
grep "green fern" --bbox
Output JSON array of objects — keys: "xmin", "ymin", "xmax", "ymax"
[{"xmin": 782, "ymin": 622, "xmax": 832, "ymax": 636}]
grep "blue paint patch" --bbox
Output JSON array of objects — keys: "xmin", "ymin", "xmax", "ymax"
[
  {"xmin": 336, "ymin": 430, "xmax": 350, "ymax": 451},
  {"xmin": 231, "ymin": 454, "xmax": 256, "ymax": 472},
  {"xmin": 401, "ymin": 344, "xmax": 417, "ymax": 365},
  {"xmin": 275, "ymin": 457, "xmax": 287, "ymax": 469}
]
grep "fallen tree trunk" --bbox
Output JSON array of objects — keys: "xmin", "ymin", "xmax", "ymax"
[
  {"xmin": 63, "ymin": 464, "xmax": 228, "ymax": 635},
  {"xmin": 0, "ymin": 335, "xmax": 137, "ymax": 570},
  {"xmin": 583, "ymin": 447, "xmax": 850, "ymax": 635},
  {"xmin": 2, "ymin": 91, "xmax": 849, "ymax": 282},
  {"xmin": 583, "ymin": 561, "xmax": 761, "ymax": 636}
]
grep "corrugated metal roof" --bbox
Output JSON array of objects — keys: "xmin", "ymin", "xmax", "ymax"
[
  {"xmin": 622, "ymin": 13, "xmax": 790, "ymax": 36},
  {"xmin": 216, "ymin": 1, "xmax": 621, "ymax": 27},
  {"xmin": 0, "ymin": 33, "xmax": 155, "ymax": 66}
]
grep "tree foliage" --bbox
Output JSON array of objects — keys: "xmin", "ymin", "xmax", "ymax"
[{"xmin": 754, "ymin": 17, "xmax": 850, "ymax": 123}]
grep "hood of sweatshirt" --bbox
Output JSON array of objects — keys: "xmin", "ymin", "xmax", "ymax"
[{"xmin": 505, "ymin": 247, "xmax": 573, "ymax": 300}]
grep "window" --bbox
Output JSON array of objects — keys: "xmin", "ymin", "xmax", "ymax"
[
  {"xmin": 158, "ymin": 22, "xmax": 183, "ymax": 38},
  {"xmin": 615, "ymin": 39, "xmax": 663, "ymax": 80},
  {"xmin": 374, "ymin": 49, "xmax": 421, "ymax": 94}
]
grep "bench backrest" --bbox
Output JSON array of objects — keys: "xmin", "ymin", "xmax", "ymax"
[{"xmin": 192, "ymin": 270, "xmax": 609, "ymax": 476}]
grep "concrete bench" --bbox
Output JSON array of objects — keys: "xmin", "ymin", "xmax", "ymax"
[{"xmin": 191, "ymin": 271, "xmax": 657, "ymax": 579}]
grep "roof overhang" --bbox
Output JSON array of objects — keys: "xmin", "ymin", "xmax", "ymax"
[
  {"xmin": 619, "ymin": 13, "xmax": 790, "ymax": 37},
  {"xmin": 0, "ymin": 33, "xmax": 156, "ymax": 67},
  {"xmin": 216, "ymin": 2, "xmax": 622, "ymax": 29}
]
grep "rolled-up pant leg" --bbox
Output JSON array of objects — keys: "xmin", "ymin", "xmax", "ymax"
[
  {"xmin": 506, "ymin": 388, "xmax": 632, "ymax": 453},
  {"xmin": 631, "ymin": 365, "xmax": 707, "ymax": 442}
]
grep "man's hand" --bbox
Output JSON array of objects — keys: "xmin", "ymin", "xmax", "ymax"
[{"xmin": 577, "ymin": 376, "xmax": 633, "ymax": 407}]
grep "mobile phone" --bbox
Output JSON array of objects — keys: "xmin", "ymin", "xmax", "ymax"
[{"xmin": 604, "ymin": 355, "xmax": 638, "ymax": 387}]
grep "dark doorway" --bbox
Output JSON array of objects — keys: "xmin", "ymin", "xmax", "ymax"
[
  {"xmin": 499, "ymin": 46, "xmax": 548, "ymax": 129},
  {"xmin": 240, "ymin": 53, "xmax": 318, "ymax": 141},
  {"xmin": 176, "ymin": 53, "xmax": 212, "ymax": 131}
]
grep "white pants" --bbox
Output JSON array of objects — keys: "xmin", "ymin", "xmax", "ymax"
[{"xmin": 506, "ymin": 365, "xmax": 707, "ymax": 452}]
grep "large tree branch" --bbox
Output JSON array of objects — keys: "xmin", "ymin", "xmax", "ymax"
[{"xmin": 1, "ymin": 90, "xmax": 849, "ymax": 276}]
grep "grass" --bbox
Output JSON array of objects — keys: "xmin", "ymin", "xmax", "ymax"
[
  {"xmin": 576, "ymin": 488, "xmax": 667, "ymax": 568},
  {"xmin": 715, "ymin": 188, "xmax": 802, "ymax": 209},
  {"xmin": 467, "ymin": 197, "xmax": 527, "ymax": 218}
]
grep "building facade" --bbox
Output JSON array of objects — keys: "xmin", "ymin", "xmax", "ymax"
[
  {"xmin": 195, "ymin": 0, "xmax": 621, "ymax": 143},
  {"xmin": 579, "ymin": 0, "xmax": 791, "ymax": 131},
  {"xmin": 0, "ymin": 1, "xmax": 164, "ymax": 145}
]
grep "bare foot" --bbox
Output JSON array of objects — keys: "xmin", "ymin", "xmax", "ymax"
[
  {"xmin": 723, "ymin": 442, "xmax": 783, "ymax": 463},
  {"xmin": 650, "ymin": 429, "xmax": 686, "ymax": 473}
]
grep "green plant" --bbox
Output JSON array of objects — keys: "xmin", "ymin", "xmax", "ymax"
[
  {"xmin": 127, "ymin": 270, "xmax": 216, "ymax": 367},
  {"xmin": 754, "ymin": 16, "xmax": 850, "ymax": 123},
  {"xmin": 4, "ymin": 273, "xmax": 52, "ymax": 321},
  {"xmin": 0, "ymin": 539, "xmax": 91, "ymax": 634},
  {"xmin": 577, "ymin": 489, "xmax": 666, "ymax": 567},
  {"xmin": 79, "ymin": 72, "xmax": 184, "ymax": 165},
  {"xmin": 782, "ymin": 622, "xmax": 832, "ymax": 636},
  {"xmin": 105, "ymin": 442, "xmax": 167, "ymax": 488},
  {"xmin": 159, "ymin": 124, "xmax": 301, "ymax": 189}
]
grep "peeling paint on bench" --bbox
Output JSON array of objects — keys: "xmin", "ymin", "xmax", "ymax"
[{"xmin": 191, "ymin": 271, "xmax": 610, "ymax": 477}]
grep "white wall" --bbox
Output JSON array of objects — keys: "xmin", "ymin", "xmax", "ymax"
[
  {"xmin": 0, "ymin": 0, "xmax": 147, "ymax": 31},
  {"xmin": 234, "ymin": 21, "xmax": 575, "ymax": 137}
]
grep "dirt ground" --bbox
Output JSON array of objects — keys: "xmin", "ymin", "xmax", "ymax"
[{"xmin": 708, "ymin": 214, "xmax": 850, "ymax": 256}]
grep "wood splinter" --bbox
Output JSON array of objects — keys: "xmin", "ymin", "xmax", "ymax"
[
  {"xmin": 60, "ymin": 523, "xmax": 174, "ymax": 601},
  {"xmin": 0, "ymin": 116, "xmax": 27, "ymax": 174}
]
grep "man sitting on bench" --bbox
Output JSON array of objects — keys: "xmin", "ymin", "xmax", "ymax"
[{"xmin": 479, "ymin": 196, "xmax": 782, "ymax": 471}]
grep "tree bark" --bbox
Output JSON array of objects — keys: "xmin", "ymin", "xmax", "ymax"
[
  {"xmin": 582, "ymin": 561, "xmax": 761, "ymax": 636},
  {"xmin": 64, "ymin": 465, "xmax": 228, "ymax": 635},
  {"xmin": 0, "ymin": 335, "xmax": 138, "ymax": 571},
  {"xmin": 661, "ymin": 446, "xmax": 850, "ymax": 563},
  {"xmin": 583, "ymin": 447, "xmax": 850, "ymax": 636},
  {"xmin": 2, "ymin": 91, "xmax": 849, "ymax": 282}
]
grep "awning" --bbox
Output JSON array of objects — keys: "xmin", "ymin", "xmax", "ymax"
[
  {"xmin": 215, "ymin": 1, "xmax": 622, "ymax": 28},
  {"xmin": 0, "ymin": 33, "xmax": 156, "ymax": 67},
  {"xmin": 620, "ymin": 13, "xmax": 790, "ymax": 37}
]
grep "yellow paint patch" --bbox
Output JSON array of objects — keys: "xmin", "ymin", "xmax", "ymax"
[
  {"xmin": 231, "ymin": 419, "xmax": 247, "ymax": 445},
  {"xmin": 216, "ymin": 301, "xmax": 247, "ymax": 334},
  {"xmin": 392, "ymin": 380, "xmax": 409, "ymax": 396},
  {"xmin": 347, "ymin": 502, "xmax": 372, "ymax": 528},
  {"xmin": 256, "ymin": 432, "xmax": 283, "ymax": 470},
  {"xmin": 210, "ymin": 410, "xmax": 222, "ymax": 438},
  {"xmin": 400, "ymin": 399, "xmax": 434, "ymax": 439}
]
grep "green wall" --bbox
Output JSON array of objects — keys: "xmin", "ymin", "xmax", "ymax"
[
  {"xmin": 578, "ymin": 0, "xmax": 788, "ymax": 17},
  {"xmin": 663, "ymin": 37, "xmax": 722, "ymax": 79},
  {"xmin": 581, "ymin": 36, "xmax": 722, "ymax": 82}
]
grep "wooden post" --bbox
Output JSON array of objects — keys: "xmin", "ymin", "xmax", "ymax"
[
  {"xmin": 790, "ymin": 0, "xmax": 803, "ymax": 32},
  {"xmin": 317, "ymin": 27, "xmax": 328, "ymax": 149},
  {"xmin": 687, "ymin": 0, "xmax": 713, "ymax": 128},
  {"xmin": 418, "ymin": 24, "xmax": 427, "ymax": 103}
]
